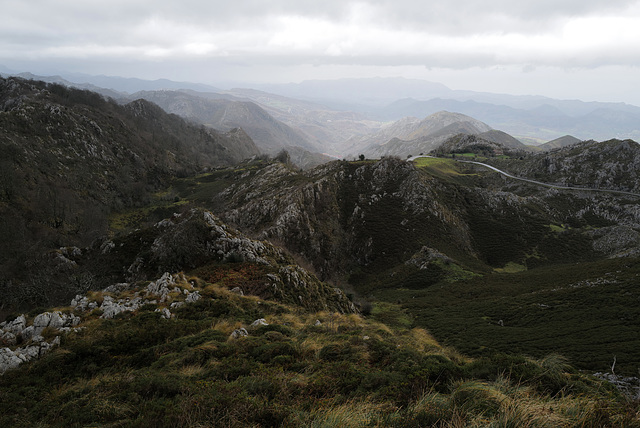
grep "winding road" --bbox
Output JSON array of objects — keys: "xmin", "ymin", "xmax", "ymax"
[{"xmin": 409, "ymin": 156, "xmax": 640, "ymax": 198}]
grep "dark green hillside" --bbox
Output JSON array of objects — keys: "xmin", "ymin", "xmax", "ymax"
[
  {"xmin": 376, "ymin": 257, "xmax": 640, "ymax": 375},
  {"xmin": 0, "ymin": 77, "xmax": 259, "ymax": 310}
]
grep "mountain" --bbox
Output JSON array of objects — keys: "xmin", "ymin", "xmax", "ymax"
[
  {"xmin": 255, "ymin": 76, "xmax": 452, "ymax": 107},
  {"xmin": 539, "ymin": 135, "xmax": 581, "ymax": 150},
  {"xmin": 2, "ymin": 216, "xmax": 633, "ymax": 425},
  {"xmin": 377, "ymin": 97, "xmax": 640, "ymax": 141},
  {"xmin": 129, "ymin": 90, "xmax": 317, "ymax": 153},
  {"xmin": 1, "ymin": 76, "xmax": 640, "ymax": 425},
  {"xmin": 344, "ymin": 111, "xmax": 493, "ymax": 158},
  {"xmin": 477, "ymin": 130, "xmax": 527, "ymax": 150},
  {"xmin": 224, "ymin": 88, "xmax": 380, "ymax": 153},
  {"xmin": 261, "ymin": 76, "xmax": 640, "ymax": 118},
  {"xmin": 113, "ymin": 150, "xmax": 640, "ymax": 377},
  {"xmin": 56, "ymin": 72, "xmax": 221, "ymax": 94},
  {"xmin": 0, "ymin": 76, "xmax": 259, "ymax": 294},
  {"xmin": 128, "ymin": 89, "xmax": 333, "ymax": 168}
]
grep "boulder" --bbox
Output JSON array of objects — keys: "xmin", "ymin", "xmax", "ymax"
[
  {"xmin": 0, "ymin": 331, "xmax": 16, "ymax": 346},
  {"xmin": 2, "ymin": 315, "xmax": 26, "ymax": 336},
  {"xmin": 185, "ymin": 290, "xmax": 201, "ymax": 303},
  {"xmin": 251, "ymin": 319, "xmax": 269, "ymax": 327},
  {"xmin": 230, "ymin": 328, "xmax": 248, "ymax": 339}
]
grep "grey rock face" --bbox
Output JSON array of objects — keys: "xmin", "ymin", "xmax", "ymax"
[
  {"xmin": 155, "ymin": 307, "xmax": 172, "ymax": 319},
  {"xmin": 185, "ymin": 290, "xmax": 201, "ymax": 303},
  {"xmin": 251, "ymin": 319, "xmax": 269, "ymax": 327},
  {"xmin": 146, "ymin": 272, "xmax": 177, "ymax": 302},
  {"xmin": 0, "ymin": 339, "xmax": 60, "ymax": 374},
  {"xmin": 2, "ymin": 315, "xmax": 26, "ymax": 336},
  {"xmin": 230, "ymin": 328, "xmax": 249, "ymax": 339}
]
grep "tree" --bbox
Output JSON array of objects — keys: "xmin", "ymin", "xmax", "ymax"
[{"xmin": 359, "ymin": 154, "xmax": 365, "ymax": 161}]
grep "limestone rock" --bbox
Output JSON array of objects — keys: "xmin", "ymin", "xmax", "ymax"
[
  {"xmin": 185, "ymin": 290, "xmax": 201, "ymax": 303},
  {"xmin": 155, "ymin": 307, "xmax": 172, "ymax": 319},
  {"xmin": 251, "ymin": 319, "xmax": 268, "ymax": 327},
  {"xmin": 230, "ymin": 287, "xmax": 244, "ymax": 296},
  {"xmin": 146, "ymin": 272, "xmax": 176, "ymax": 302},
  {"xmin": 0, "ymin": 331, "xmax": 16, "ymax": 346},
  {"xmin": 2, "ymin": 315, "xmax": 26, "ymax": 336},
  {"xmin": 230, "ymin": 328, "xmax": 248, "ymax": 339}
]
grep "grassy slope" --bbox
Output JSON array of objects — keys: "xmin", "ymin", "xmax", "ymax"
[{"xmin": 0, "ymin": 273, "xmax": 635, "ymax": 427}]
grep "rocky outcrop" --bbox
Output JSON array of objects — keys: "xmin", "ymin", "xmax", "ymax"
[
  {"xmin": 0, "ymin": 310, "xmax": 82, "ymax": 374},
  {"xmin": 588, "ymin": 226, "xmax": 640, "ymax": 258},
  {"xmin": 406, "ymin": 246, "xmax": 453, "ymax": 270},
  {"xmin": 1, "ymin": 337, "xmax": 60, "ymax": 374},
  {"xmin": 73, "ymin": 209, "xmax": 357, "ymax": 314},
  {"xmin": 1, "ymin": 270, "xmax": 214, "ymax": 374}
]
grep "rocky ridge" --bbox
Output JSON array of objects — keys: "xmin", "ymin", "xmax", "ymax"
[
  {"xmin": 491, "ymin": 139, "xmax": 640, "ymax": 194},
  {"xmin": 213, "ymin": 157, "xmax": 475, "ymax": 280},
  {"xmin": 71, "ymin": 208, "xmax": 357, "ymax": 314},
  {"xmin": 1, "ymin": 217, "xmax": 358, "ymax": 374}
]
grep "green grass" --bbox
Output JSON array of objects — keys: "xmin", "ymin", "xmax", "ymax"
[
  {"xmin": 494, "ymin": 261, "xmax": 527, "ymax": 273},
  {"xmin": 109, "ymin": 200, "xmax": 189, "ymax": 232},
  {"xmin": 548, "ymin": 223, "xmax": 571, "ymax": 233},
  {"xmin": 412, "ymin": 156, "xmax": 485, "ymax": 187},
  {"xmin": 413, "ymin": 157, "xmax": 465, "ymax": 174},
  {"xmin": 0, "ymin": 270, "xmax": 635, "ymax": 427}
]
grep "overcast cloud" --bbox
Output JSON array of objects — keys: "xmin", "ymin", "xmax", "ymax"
[{"xmin": 2, "ymin": 0, "xmax": 640, "ymax": 103}]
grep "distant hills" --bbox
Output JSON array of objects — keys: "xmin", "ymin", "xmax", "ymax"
[
  {"xmin": 343, "ymin": 111, "xmax": 497, "ymax": 158},
  {"xmin": 4, "ymin": 71, "xmax": 640, "ymax": 160},
  {"xmin": 374, "ymin": 97, "xmax": 640, "ymax": 142},
  {"xmin": 129, "ymin": 90, "xmax": 316, "ymax": 153},
  {"xmin": 255, "ymin": 77, "xmax": 640, "ymax": 142},
  {"xmin": 539, "ymin": 135, "xmax": 582, "ymax": 150}
]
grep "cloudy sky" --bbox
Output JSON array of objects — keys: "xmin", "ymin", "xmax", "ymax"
[{"xmin": 2, "ymin": 0, "xmax": 640, "ymax": 104}]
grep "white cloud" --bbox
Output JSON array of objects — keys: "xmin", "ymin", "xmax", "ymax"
[{"xmin": 2, "ymin": 0, "xmax": 640, "ymax": 103}]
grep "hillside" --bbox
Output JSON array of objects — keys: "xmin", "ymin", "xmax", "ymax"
[
  {"xmin": 128, "ymin": 153, "xmax": 640, "ymax": 377},
  {"xmin": 4, "ymin": 267, "xmax": 635, "ymax": 427},
  {"xmin": 0, "ymin": 77, "xmax": 258, "ymax": 306},
  {"xmin": 430, "ymin": 134, "xmax": 528, "ymax": 158},
  {"xmin": 478, "ymin": 130, "xmax": 527, "ymax": 150},
  {"xmin": 1, "ymin": 211, "xmax": 637, "ymax": 427},
  {"xmin": 490, "ymin": 139, "xmax": 640, "ymax": 194},
  {"xmin": 539, "ymin": 135, "xmax": 582, "ymax": 150},
  {"xmin": 1, "ymin": 77, "xmax": 640, "ymax": 426}
]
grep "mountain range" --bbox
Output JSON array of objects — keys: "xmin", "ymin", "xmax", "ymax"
[
  {"xmin": 6, "ymin": 71, "xmax": 640, "ymax": 154},
  {"xmin": 1, "ymin": 72, "xmax": 640, "ymax": 426}
]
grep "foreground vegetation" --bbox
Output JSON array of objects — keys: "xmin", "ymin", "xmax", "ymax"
[{"xmin": 1, "ymin": 273, "xmax": 637, "ymax": 427}]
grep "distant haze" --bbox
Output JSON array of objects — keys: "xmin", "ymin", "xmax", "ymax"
[{"xmin": 2, "ymin": 0, "xmax": 640, "ymax": 105}]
